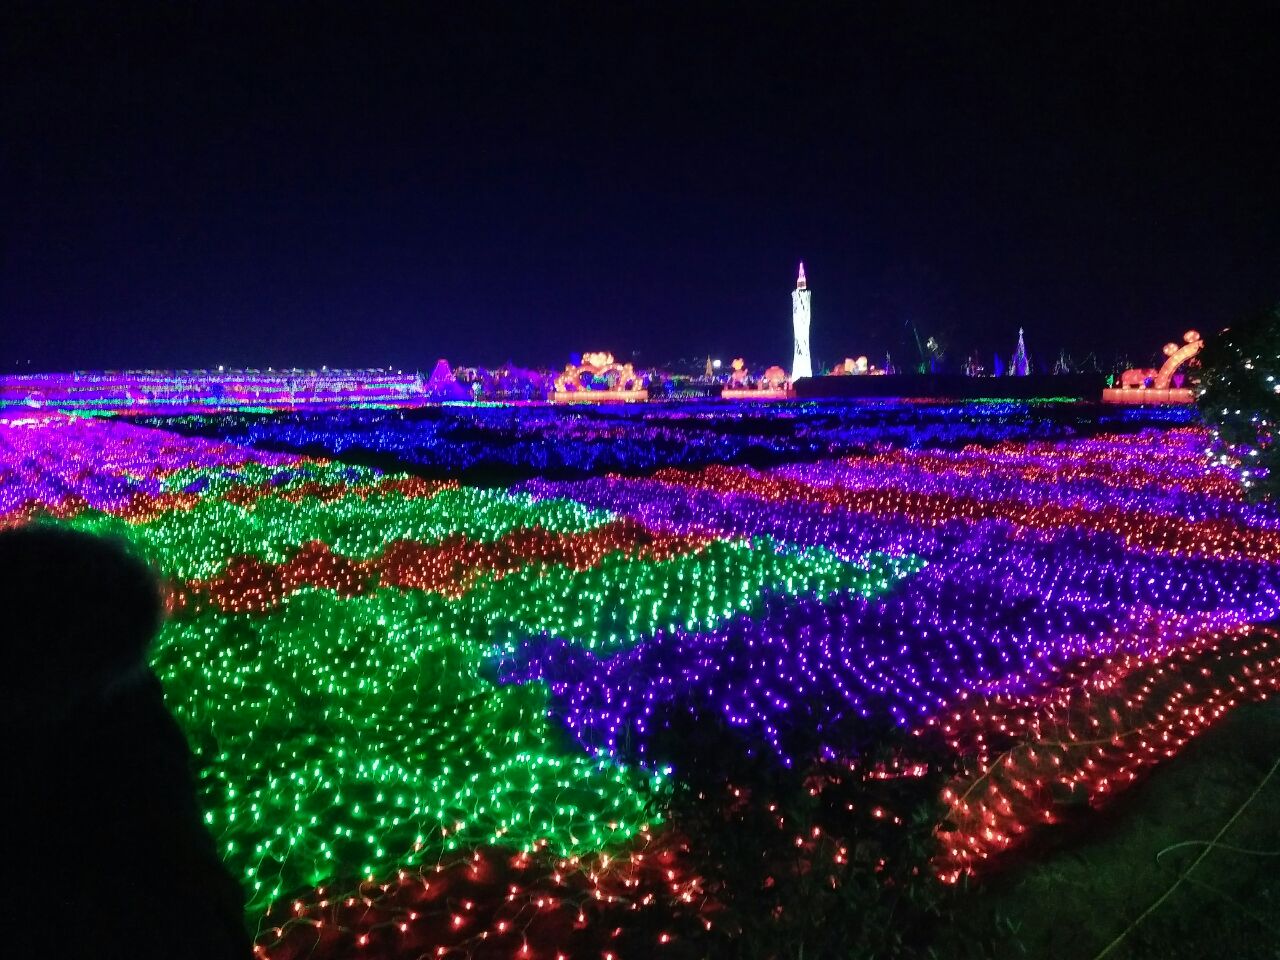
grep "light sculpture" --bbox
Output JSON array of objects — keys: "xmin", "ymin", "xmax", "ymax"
[
  {"xmin": 1009, "ymin": 328, "xmax": 1030, "ymax": 376},
  {"xmin": 1104, "ymin": 330, "xmax": 1203, "ymax": 404},
  {"xmin": 721, "ymin": 358, "xmax": 793, "ymax": 400},
  {"xmin": 550, "ymin": 352, "xmax": 648, "ymax": 403}
]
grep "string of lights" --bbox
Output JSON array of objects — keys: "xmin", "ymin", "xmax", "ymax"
[
  {"xmin": 140, "ymin": 400, "xmax": 1199, "ymax": 479},
  {"xmin": 1, "ymin": 408, "xmax": 1275, "ymax": 959}
]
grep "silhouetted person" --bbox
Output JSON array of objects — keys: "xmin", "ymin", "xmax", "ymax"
[{"xmin": 0, "ymin": 525, "xmax": 251, "ymax": 960}]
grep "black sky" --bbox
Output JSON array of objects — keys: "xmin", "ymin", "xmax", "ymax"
[{"xmin": 4, "ymin": 2, "xmax": 1278, "ymax": 372}]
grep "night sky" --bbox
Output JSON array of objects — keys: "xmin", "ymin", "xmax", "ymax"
[{"xmin": 5, "ymin": 3, "xmax": 1278, "ymax": 373}]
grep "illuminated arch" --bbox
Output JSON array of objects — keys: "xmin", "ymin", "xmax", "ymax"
[{"xmin": 550, "ymin": 351, "xmax": 648, "ymax": 403}]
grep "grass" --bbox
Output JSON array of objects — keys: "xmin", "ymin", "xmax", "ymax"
[{"xmin": 949, "ymin": 700, "xmax": 1280, "ymax": 960}]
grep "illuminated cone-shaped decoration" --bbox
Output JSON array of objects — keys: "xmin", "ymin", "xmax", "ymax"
[{"xmin": 1010, "ymin": 327, "xmax": 1029, "ymax": 376}]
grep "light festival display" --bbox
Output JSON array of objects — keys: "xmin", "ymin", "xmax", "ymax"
[
  {"xmin": 137, "ymin": 399, "xmax": 1200, "ymax": 481},
  {"xmin": 0, "ymin": 370, "xmax": 430, "ymax": 414},
  {"xmin": 550, "ymin": 353, "xmax": 648, "ymax": 403},
  {"xmin": 1, "ymin": 405, "xmax": 1276, "ymax": 959},
  {"xmin": 1103, "ymin": 329, "xmax": 1204, "ymax": 405}
]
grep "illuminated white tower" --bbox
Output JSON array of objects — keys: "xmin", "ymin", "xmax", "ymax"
[{"xmin": 791, "ymin": 261, "xmax": 813, "ymax": 381}]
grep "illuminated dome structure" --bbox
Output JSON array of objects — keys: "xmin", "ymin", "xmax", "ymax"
[
  {"xmin": 1103, "ymin": 330, "xmax": 1203, "ymax": 404},
  {"xmin": 550, "ymin": 352, "xmax": 648, "ymax": 403}
]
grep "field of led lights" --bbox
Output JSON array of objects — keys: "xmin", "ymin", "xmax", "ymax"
[{"xmin": 2, "ymin": 400, "xmax": 1276, "ymax": 959}]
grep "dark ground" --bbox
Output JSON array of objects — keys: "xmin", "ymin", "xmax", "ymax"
[{"xmin": 951, "ymin": 700, "xmax": 1280, "ymax": 960}]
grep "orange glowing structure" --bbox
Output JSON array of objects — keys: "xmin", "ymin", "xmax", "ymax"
[
  {"xmin": 721, "ymin": 361, "xmax": 792, "ymax": 400},
  {"xmin": 830, "ymin": 356, "xmax": 870, "ymax": 376},
  {"xmin": 1103, "ymin": 330, "xmax": 1202, "ymax": 404},
  {"xmin": 550, "ymin": 352, "xmax": 648, "ymax": 403}
]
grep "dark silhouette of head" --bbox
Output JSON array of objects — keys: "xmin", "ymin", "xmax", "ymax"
[
  {"xmin": 0, "ymin": 523, "xmax": 161, "ymax": 718},
  {"xmin": 0, "ymin": 524, "xmax": 252, "ymax": 958}
]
